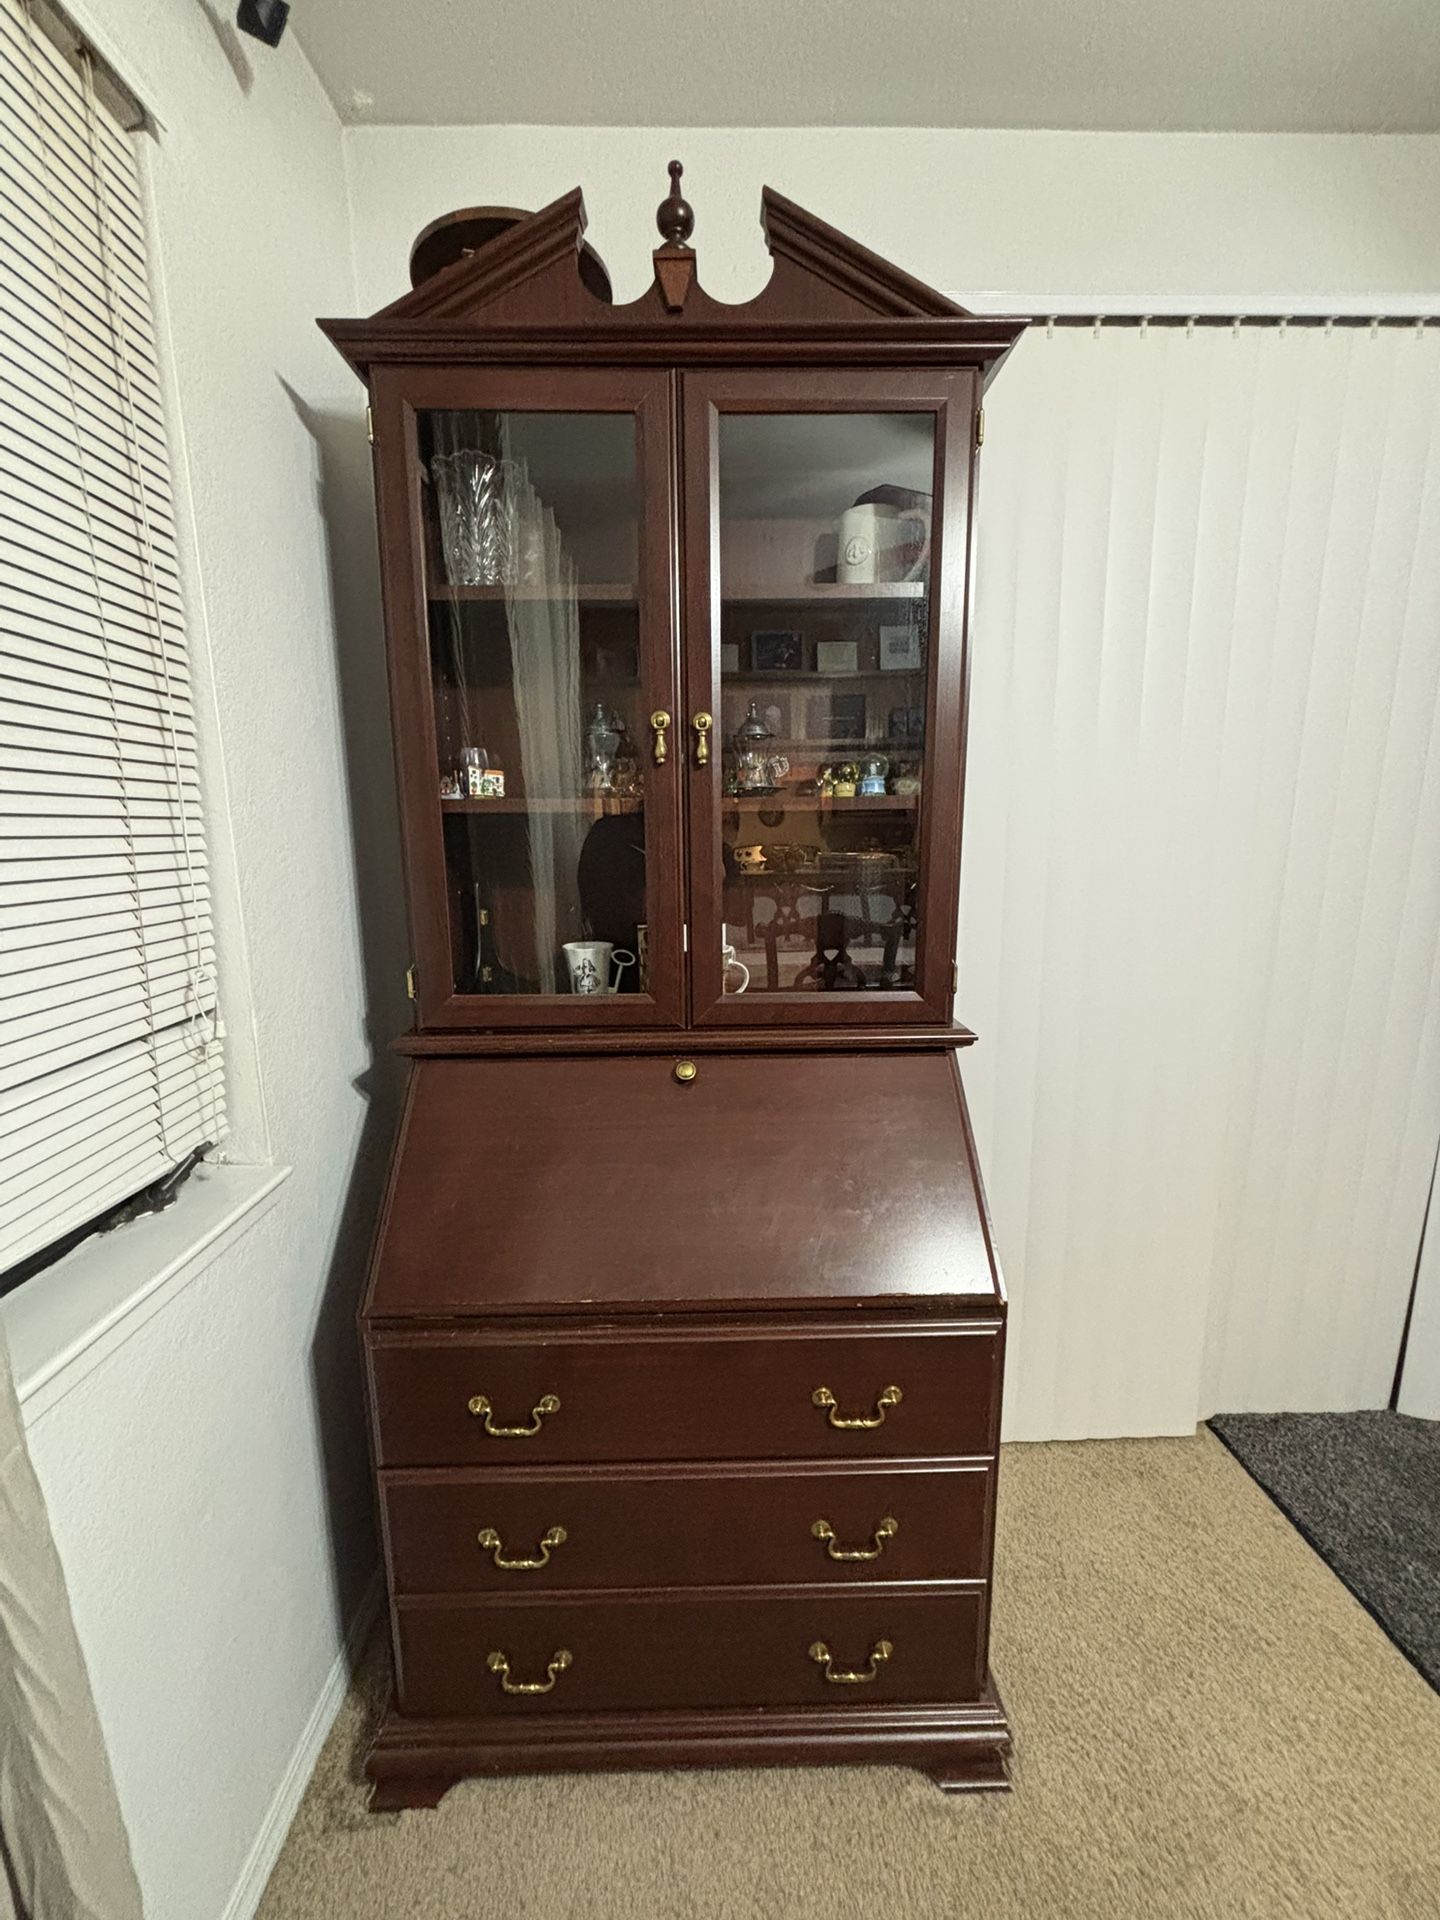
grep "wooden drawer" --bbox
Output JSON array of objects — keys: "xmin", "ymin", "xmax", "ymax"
[
  {"xmin": 382, "ymin": 1460, "xmax": 991, "ymax": 1594},
  {"xmin": 369, "ymin": 1323, "xmax": 1000, "ymax": 1468},
  {"xmin": 394, "ymin": 1588, "xmax": 985, "ymax": 1717}
]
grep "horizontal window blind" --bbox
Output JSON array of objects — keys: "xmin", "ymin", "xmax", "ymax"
[{"xmin": 0, "ymin": 0, "xmax": 223, "ymax": 1274}]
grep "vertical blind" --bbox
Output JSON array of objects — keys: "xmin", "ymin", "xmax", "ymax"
[
  {"xmin": 962, "ymin": 322, "xmax": 1440, "ymax": 1440},
  {"xmin": 0, "ymin": 0, "xmax": 223, "ymax": 1274}
]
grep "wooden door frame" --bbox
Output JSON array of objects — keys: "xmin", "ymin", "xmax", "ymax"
[
  {"xmin": 679, "ymin": 367, "xmax": 978, "ymax": 1028},
  {"xmin": 369, "ymin": 364, "xmax": 684, "ymax": 1030}
]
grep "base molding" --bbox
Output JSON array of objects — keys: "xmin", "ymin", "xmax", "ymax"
[{"xmin": 366, "ymin": 1675, "xmax": 1011, "ymax": 1808}]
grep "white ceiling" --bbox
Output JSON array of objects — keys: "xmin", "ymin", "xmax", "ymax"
[{"xmin": 296, "ymin": 0, "xmax": 1440, "ymax": 134}]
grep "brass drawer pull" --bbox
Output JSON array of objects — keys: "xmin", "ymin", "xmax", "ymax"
[
  {"xmin": 811, "ymin": 1516, "xmax": 899, "ymax": 1563},
  {"xmin": 650, "ymin": 710, "xmax": 670, "ymax": 766},
  {"xmin": 809, "ymin": 1638, "xmax": 893, "ymax": 1685},
  {"xmin": 812, "ymin": 1385, "xmax": 902, "ymax": 1430},
  {"xmin": 486, "ymin": 1648, "xmax": 572, "ymax": 1696},
  {"xmin": 477, "ymin": 1525, "xmax": 567, "ymax": 1571},
  {"xmin": 467, "ymin": 1392, "xmax": 560, "ymax": 1437},
  {"xmin": 692, "ymin": 711, "xmax": 712, "ymax": 765}
]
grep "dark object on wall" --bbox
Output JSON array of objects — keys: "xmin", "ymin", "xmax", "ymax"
[
  {"xmin": 318, "ymin": 162, "xmax": 1028, "ymax": 1810},
  {"xmin": 409, "ymin": 206, "xmax": 614, "ymax": 303},
  {"xmin": 235, "ymin": 0, "xmax": 289, "ymax": 46}
]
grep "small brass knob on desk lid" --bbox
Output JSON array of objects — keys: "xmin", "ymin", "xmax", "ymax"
[{"xmin": 673, "ymin": 1059, "xmax": 698, "ymax": 1084}]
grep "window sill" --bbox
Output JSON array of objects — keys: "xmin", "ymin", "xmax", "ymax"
[{"xmin": 2, "ymin": 1162, "xmax": 291, "ymax": 1423}]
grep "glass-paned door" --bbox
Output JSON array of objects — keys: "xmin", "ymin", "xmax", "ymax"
[
  {"xmin": 683, "ymin": 371, "xmax": 976, "ymax": 1025},
  {"xmin": 374, "ymin": 368, "xmax": 681, "ymax": 1027}
]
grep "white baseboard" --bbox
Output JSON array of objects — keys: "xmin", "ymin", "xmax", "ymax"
[{"xmin": 220, "ymin": 1571, "xmax": 384, "ymax": 1920}]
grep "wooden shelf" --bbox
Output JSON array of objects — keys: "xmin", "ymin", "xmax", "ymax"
[
  {"xmin": 725, "ymin": 671, "xmax": 923, "ymax": 686},
  {"xmin": 724, "ymin": 582, "xmax": 926, "ymax": 603},
  {"xmin": 725, "ymin": 792, "xmax": 919, "ymax": 812},
  {"xmin": 441, "ymin": 796, "xmax": 642, "ymax": 816},
  {"xmin": 429, "ymin": 584, "xmax": 636, "ymax": 605}
]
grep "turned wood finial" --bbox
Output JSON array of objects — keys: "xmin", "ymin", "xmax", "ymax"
[{"xmin": 656, "ymin": 159, "xmax": 694, "ymax": 250}]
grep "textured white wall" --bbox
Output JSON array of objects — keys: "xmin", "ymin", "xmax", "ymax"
[
  {"xmin": 340, "ymin": 125, "xmax": 1440, "ymax": 315},
  {"xmin": 15, "ymin": 8, "xmax": 404, "ymax": 1919}
]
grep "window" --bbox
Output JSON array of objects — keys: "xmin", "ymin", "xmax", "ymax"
[{"xmin": 1, "ymin": 0, "xmax": 224, "ymax": 1281}]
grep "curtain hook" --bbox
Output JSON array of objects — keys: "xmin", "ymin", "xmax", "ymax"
[
  {"xmin": 1277, "ymin": 315, "xmax": 1289, "ymax": 338},
  {"xmin": 1092, "ymin": 314, "xmax": 1104, "ymax": 338},
  {"xmin": 1369, "ymin": 317, "xmax": 1380, "ymax": 340},
  {"xmin": 1139, "ymin": 314, "xmax": 1150, "ymax": 339},
  {"xmin": 1185, "ymin": 315, "xmax": 1197, "ymax": 338},
  {"xmin": 1231, "ymin": 315, "xmax": 1244, "ymax": 339},
  {"xmin": 1323, "ymin": 316, "xmax": 1335, "ymax": 340},
  {"xmin": 1416, "ymin": 316, "xmax": 1428, "ymax": 341},
  {"xmin": 1046, "ymin": 314, "xmax": 1055, "ymax": 339}
]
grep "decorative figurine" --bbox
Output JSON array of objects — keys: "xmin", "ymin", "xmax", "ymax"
[
  {"xmin": 858, "ymin": 754, "xmax": 888, "ymax": 797},
  {"xmin": 610, "ymin": 720, "xmax": 642, "ymax": 799},
  {"xmin": 584, "ymin": 704, "xmax": 622, "ymax": 794},
  {"xmin": 816, "ymin": 764, "xmax": 836, "ymax": 796},
  {"xmin": 833, "ymin": 762, "xmax": 859, "ymax": 798},
  {"xmin": 733, "ymin": 702, "xmax": 790, "ymax": 795},
  {"xmin": 462, "ymin": 745, "xmax": 489, "ymax": 796},
  {"xmin": 439, "ymin": 771, "xmax": 463, "ymax": 800},
  {"xmin": 891, "ymin": 761, "xmax": 922, "ymax": 796}
]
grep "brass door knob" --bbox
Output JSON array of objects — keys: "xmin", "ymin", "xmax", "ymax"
[{"xmin": 673, "ymin": 1059, "xmax": 698, "ymax": 1084}]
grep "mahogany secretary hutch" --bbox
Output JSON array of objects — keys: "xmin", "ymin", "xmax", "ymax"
[{"xmin": 321, "ymin": 166, "xmax": 1027, "ymax": 1808}]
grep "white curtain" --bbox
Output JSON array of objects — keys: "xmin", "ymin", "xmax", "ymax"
[
  {"xmin": 961, "ymin": 323, "xmax": 1440, "ymax": 1440},
  {"xmin": 502, "ymin": 448, "xmax": 585, "ymax": 993},
  {"xmin": 0, "ymin": 1330, "xmax": 142, "ymax": 1919}
]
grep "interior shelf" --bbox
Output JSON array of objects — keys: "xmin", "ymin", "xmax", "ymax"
[
  {"xmin": 724, "ymin": 792, "xmax": 919, "ymax": 812},
  {"xmin": 429, "ymin": 583, "xmax": 637, "ymax": 605},
  {"xmin": 723, "ymin": 581, "xmax": 926, "ymax": 602},
  {"xmin": 440, "ymin": 795, "xmax": 643, "ymax": 815}
]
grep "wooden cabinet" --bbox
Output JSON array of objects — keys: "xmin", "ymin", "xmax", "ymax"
[{"xmin": 321, "ymin": 166, "xmax": 1027, "ymax": 1807}]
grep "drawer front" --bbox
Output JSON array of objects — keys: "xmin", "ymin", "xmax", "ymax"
[
  {"xmin": 383, "ymin": 1461, "xmax": 991, "ymax": 1594},
  {"xmin": 370, "ymin": 1326, "xmax": 1000, "ymax": 1468},
  {"xmin": 394, "ymin": 1589, "xmax": 984, "ymax": 1717}
]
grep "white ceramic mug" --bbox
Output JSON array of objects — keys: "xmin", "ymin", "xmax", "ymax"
[
  {"xmin": 563, "ymin": 941, "xmax": 636, "ymax": 995},
  {"xmin": 836, "ymin": 503, "xmax": 931, "ymax": 585},
  {"xmin": 563, "ymin": 940, "xmax": 613, "ymax": 995}
]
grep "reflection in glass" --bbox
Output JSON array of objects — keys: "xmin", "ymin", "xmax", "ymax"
[
  {"xmin": 715, "ymin": 413, "xmax": 935, "ymax": 995},
  {"xmin": 423, "ymin": 410, "xmax": 647, "ymax": 999}
]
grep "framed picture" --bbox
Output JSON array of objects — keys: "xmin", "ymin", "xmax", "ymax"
[
  {"xmin": 889, "ymin": 704, "xmax": 926, "ymax": 747},
  {"xmin": 592, "ymin": 637, "xmax": 640, "ymax": 682},
  {"xmin": 751, "ymin": 629, "xmax": 804, "ymax": 673},
  {"xmin": 879, "ymin": 624, "xmax": 924, "ymax": 672},
  {"xmin": 807, "ymin": 691, "xmax": 867, "ymax": 744},
  {"xmin": 720, "ymin": 641, "xmax": 741, "ymax": 674},
  {"xmin": 816, "ymin": 639, "xmax": 859, "ymax": 674}
]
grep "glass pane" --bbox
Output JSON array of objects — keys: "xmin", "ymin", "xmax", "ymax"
[
  {"xmin": 715, "ymin": 413, "xmax": 933, "ymax": 996},
  {"xmin": 422, "ymin": 410, "xmax": 651, "ymax": 1001}
]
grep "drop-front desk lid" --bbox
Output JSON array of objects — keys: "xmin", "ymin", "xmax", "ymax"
[{"xmin": 365, "ymin": 1052, "xmax": 1003, "ymax": 1321}]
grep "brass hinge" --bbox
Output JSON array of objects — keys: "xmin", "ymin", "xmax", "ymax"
[
  {"xmin": 365, "ymin": 403, "xmax": 375, "ymax": 445},
  {"xmin": 975, "ymin": 406, "xmax": 985, "ymax": 448},
  {"xmin": 405, "ymin": 964, "xmax": 416, "ymax": 1001},
  {"xmin": 951, "ymin": 961, "xmax": 959, "ymax": 993}
]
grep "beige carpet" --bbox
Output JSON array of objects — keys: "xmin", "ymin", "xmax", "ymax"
[{"xmin": 257, "ymin": 1433, "xmax": 1440, "ymax": 1919}]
